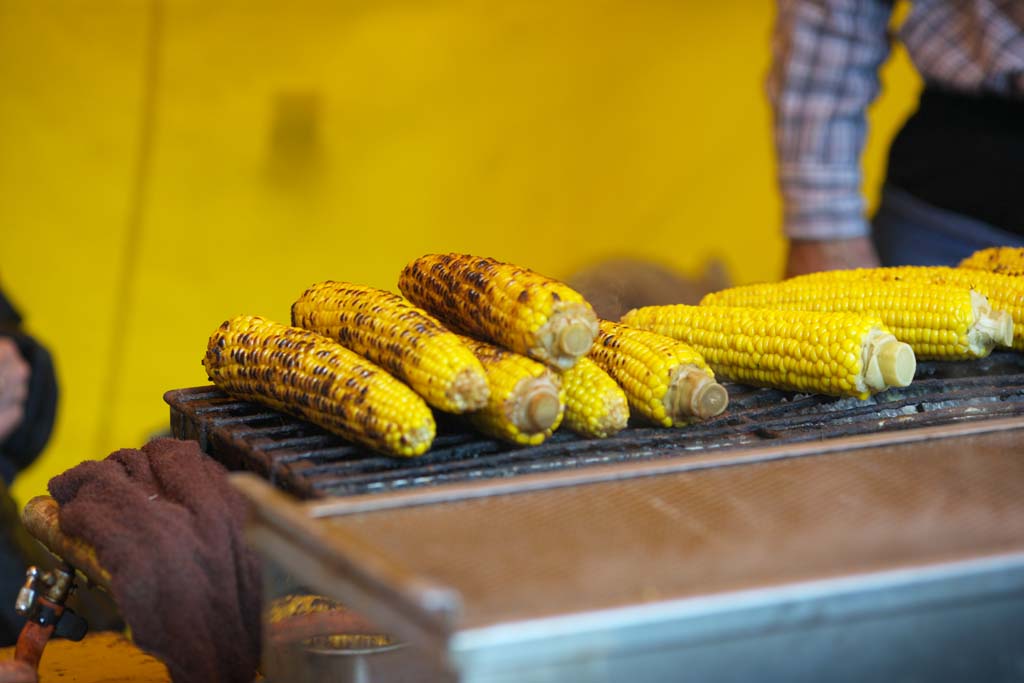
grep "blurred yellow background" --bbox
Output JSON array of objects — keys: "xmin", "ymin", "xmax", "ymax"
[{"xmin": 0, "ymin": 0, "xmax": 920, "ymax": 503}]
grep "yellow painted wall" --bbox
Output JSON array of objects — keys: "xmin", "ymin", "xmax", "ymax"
[{"xmin": 1, "ymin": 1, "xmax": 921, "ymax": 504}]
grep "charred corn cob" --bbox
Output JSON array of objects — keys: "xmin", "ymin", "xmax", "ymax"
[
  {"xmin": 291, "ymin": 281, "xmax": 489, "ymax": 413},
  {"xmin": 203, "ymin": 315, "xmax": 435, "ymax": 456},
  {"xmin": 588, "ymin": 321, "xmax": 728, "ymax": 427},
  {"xmin": 559, "ymin": 357, "xmax": 629, "ymax": 438},
  {"xmin": 398, "ymin": 253, "xmax": 599, "ymax": 370},
  {"xmin": 621, "ymin": 305, "xmax": 916, "ymax": 399},
  {"xmin": 791, "ymin": 267, "xmax": 1024, "ymax": 351},
  {"xmin": 701, "ymin": 280, "xmax": 1011, "ymax": 360},
  {"xmin": 958, "ymin": 247, "xmax": 1024, "ymax": 277},
  {"xmin": 458, "ymin": 335, "xmax": 564, "ymax": 445}
]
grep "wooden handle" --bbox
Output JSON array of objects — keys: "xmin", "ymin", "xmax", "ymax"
[{"xmin": 21, "ymin": 497, "xmax": 112, "ymax": 591}]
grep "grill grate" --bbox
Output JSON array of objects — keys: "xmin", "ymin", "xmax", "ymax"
[{"xmin": 167, "ymin": 354, "xmax": 1024, "ymax": 500}]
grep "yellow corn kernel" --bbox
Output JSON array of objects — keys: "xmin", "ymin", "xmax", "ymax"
[
  {"xmin": 559, "ymin": 357, "xmax": 629, "ymax": 438},
  {"xmin": 588, "ymin": 321, "xmax": 728, "ymax": 427},
  {"xmin": 398, "ymin": 253, "xmax": 599, "ymax": 370},
  {"xmin": 621, "ymin": 305, "xmax": 916, "ymax": 400},
  {"xmin": 791, "ymin": 266, "xmax": 1024, "ymax": 351},
  {"xmin": 958, "ymin": 247, "xmax": 1024, "ymax": 277},
  {"xmin": 701, "ymin": 280, "xmax": 1012, "ymax": 360},
  {"xmin": 203, "ymin": 315, "xmax": 435, "ymax": 457},
  {"xmin": 458, "ymin": 335, "xmax": 565, "ymax": 446},
  {"xmin": 291, "ymin": 281, "xmax": 489, "ymax": 413}
]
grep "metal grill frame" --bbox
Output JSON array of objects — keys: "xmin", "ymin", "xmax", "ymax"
[{"xmin": 167, "ymin": 355, "xmax": 1024, "ymax": 501}]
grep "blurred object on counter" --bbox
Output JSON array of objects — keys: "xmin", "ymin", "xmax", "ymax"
[{"xmin": 569, "ymin": 258, "xmax": 730, "ymax": 321}]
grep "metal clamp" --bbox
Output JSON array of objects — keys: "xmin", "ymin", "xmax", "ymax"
[
  {"xmin": 15, "ymin": 566, "xmax": 74, "ymax": 620},
  {"xmin": 13, "ymin": 565, "xmax": 87, "ymax": 641}
]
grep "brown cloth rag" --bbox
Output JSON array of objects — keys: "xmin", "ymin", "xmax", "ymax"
[{"xmin": 47, "ymin": 438, "xmax": 262, "ymax": 683}]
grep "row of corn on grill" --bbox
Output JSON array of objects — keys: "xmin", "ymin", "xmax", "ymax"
[{"xmin": 202, "ymin": 248, "xmax": 1024, "ymax": 458}]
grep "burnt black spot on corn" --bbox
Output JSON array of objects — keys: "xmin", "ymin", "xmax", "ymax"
[
  {"xmin": 458, "ymin": 334, "xmax": 565, "ymax": 446},
  {"xmin": 203, "ymin": 315, "xmax": 435, "ymax": 457},
  {"xmin": 588, "ymin": 321, "xmax": 728, "ymax": 427},
  {"xmin": 398, "ymin": 253, "xmax": 599, "ymax": 370},
  {"xmin": 291, "ymin": 281, "xmax": 489, "ymax": 413}
]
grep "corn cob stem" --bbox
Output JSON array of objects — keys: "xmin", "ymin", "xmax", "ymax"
[
  {"xmin": 863, "ymin": 329, "xmax": 917, "ymax": 390},
  {"xmin": 544, "ymin": 311, "xmax": 598, "ymax": 358},
  {"xmin": 516, "ymin": 383, "xmax": 563, "ymax": 433},
  {"xmin": 667, "ymin": 364, "xmax": 730, "ymax": 421}
]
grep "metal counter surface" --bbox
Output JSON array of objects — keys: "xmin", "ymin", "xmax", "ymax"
[{"xmin": 238, "ymin": 417, "xmax": 1024, "ymax": 682}]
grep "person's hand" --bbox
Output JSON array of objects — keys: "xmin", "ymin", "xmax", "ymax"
[
  {"xmin": 784, "ymin": 237, "xmax": 881, "ymax": 279},
  {"xmin": 0, "ymin": 338, "xmax": 30, "ymax": 443}
]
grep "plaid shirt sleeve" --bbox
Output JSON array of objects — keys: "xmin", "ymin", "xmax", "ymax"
[{"xmin": 768, "ymin": 0, "xmax": 895, "ymax": 240}]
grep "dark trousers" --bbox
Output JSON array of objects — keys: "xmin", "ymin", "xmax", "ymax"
[{"xmin": 872, "ymin": 184, "xmax": 1024, "ymax": 267}]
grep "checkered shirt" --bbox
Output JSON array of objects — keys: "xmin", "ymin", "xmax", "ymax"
[{"xmin": 769, "ymin": 0, "xmax": 1024, "ymax": 240}]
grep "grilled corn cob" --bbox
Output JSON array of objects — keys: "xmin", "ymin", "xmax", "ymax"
[
  {"xmin": 588, "ymin": 321, "xmax": 728, "ymax": 427},
  {"xmin": 791, "ymin": 267, "xmax": 1024, "ymax": 351},
  {"xmin": 203, "ymin": 315, "xmax": 435, "ymax": 456},
  {"xmin": 291, "ymin": 281, "xmax": 489, "ymax": 413},
  {"xmin": 621, "ymin": 305, "xmax": 916, "ymax": 399},
  {"xmin": 458, "ymin": 335, "xmax": 564, "ymax": 445},
  {"xmin": 958, "ymin": 247, "xmax": 1024, "ymax": 277},
  {"xmin": 559, "ymin": 357, "xmax": 629, "ymax": 438},
  {"xmin": 701, "ymin": 280, "xmax": 1011, "ymax": 360},
  {"xmin": 398, "ymin": 253, "xmax": 599, "ymax": 370}
]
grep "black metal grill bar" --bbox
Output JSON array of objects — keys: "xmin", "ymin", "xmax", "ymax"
[{"xmin": 167, "ymin": 355, "xmax": 1024, "ymax": 500}]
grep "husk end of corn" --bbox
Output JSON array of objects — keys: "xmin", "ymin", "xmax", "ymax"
[
  {"xmin": 596, "ymin": 397, "xmax": 630, "ymax": 438},
  {"xmin": 664, "ymin": 365, "xmax": 728, "ymax": 423},
  {"xmin": 447, "ymin": 367, "xmax": 491, "ymax": 413},
  {"xmin": 962, "ymin": 290, "xmax": 1000, "ymax": 357},
  {"xmin": 692, "ymin": 381, "xmax": 729, "ymax": 419},
  {"xmin": 967, "ymin": 290, "xmax": 1014, "ymax": 352},
  {"xmin": 506, "ymin": 376, "xmax": 563, "ymax": 434},
  {"xmin": 534, "ymin": 301, "xmax": 599, "ymax": 369},
  {"xmin": 526, "ymin": 390, "xmax": 561, "ymax": 432},
  {"xmin": 398, "ymin": 421, "xmax": 437, "ymax": 457},
  {"xmin": 863, "ymin": 331, "xmax": 916, "ymax": 391}
]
